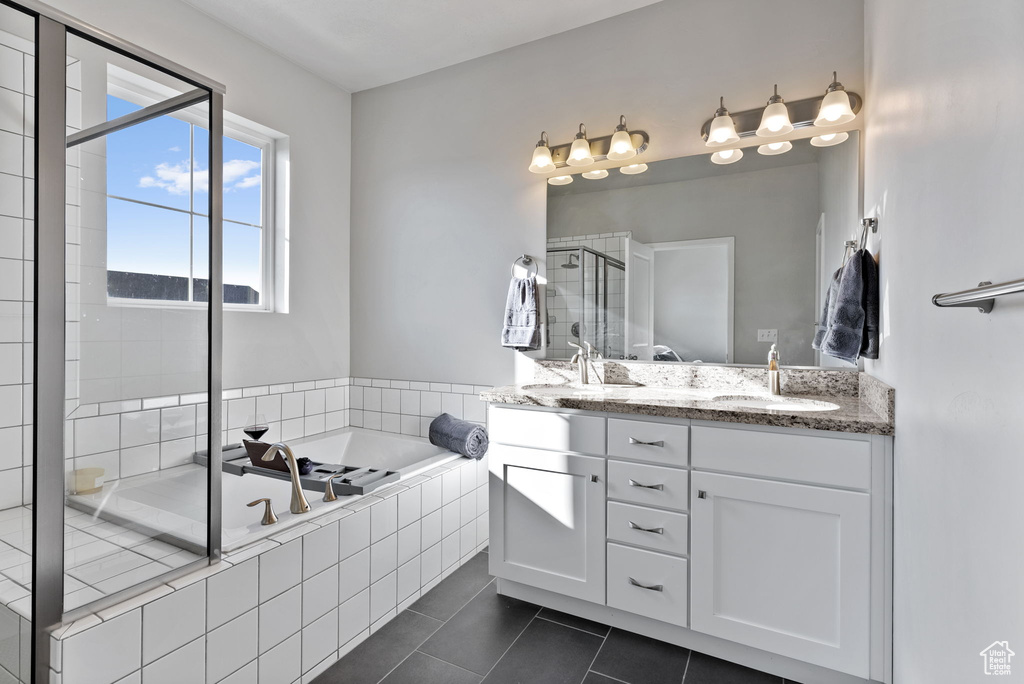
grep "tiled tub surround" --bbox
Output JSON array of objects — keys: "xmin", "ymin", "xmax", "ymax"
[{"xmin": 48, "ymin": 454, "xmax": 490, "ymax": 684}]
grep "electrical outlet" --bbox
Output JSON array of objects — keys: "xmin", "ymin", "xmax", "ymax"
[{"xmin": 757, "ymin": 329, "xmax": 778, "ymax": 343}]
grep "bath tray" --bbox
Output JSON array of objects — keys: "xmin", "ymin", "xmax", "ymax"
[{"xmin": 213, "ymin": 445, "xmax": 401, "ymax": 496}]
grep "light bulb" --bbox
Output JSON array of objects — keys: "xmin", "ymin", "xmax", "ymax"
[
  {"xmin": 582, "ymin": 169, "xmax": 609, "ymax": 180},
  {"xmin": 710, "ymin": 148, "xmax": 744, "ymax": 165},
  {"xmin": 547, "ymin": 175, "xmax": 573, "ymax": 186},
  {"xmin": 528, "ymin": 133, "xmax": 554, "ymax": 173},
  {"xmin": 566, "ymin": 123, "xmax": 594, "ymax": 166},
  {"xmin": 706, "ymin": 97, "xmax": 740, "ymax": 148},
  {"xmin": 756, "ymin": 86, "xmax": 794, "ymax": 137},
  {"xmin": 810, "ymin": 131, "xmax": 850, "ymax": 147},
  {"xmin": 757, "ymin": 141, "xmax": 792, "ymax": 156},
  {"xmin": 619, "ymin": 163, "xmax": 648, "ymax": 175},
  {"xmin": 607, "ymin": 115, "xmax": 637, "ymax": 161},
  {"xmin": 814, "ymin": 72, "xmax": 857, "ymax": 126}
]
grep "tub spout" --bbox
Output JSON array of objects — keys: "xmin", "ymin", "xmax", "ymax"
[{"xmin": 261, "ymin": 443, "xmax": 312, "ymax": 514}]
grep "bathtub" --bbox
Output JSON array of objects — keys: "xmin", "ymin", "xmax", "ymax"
[{"xmin": 68, "ymin": 427, "xmax": 460, "ymax": 553}]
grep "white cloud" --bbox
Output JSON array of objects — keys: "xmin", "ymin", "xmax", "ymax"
[
  {"xmin": 138, "ymin": 158, "xmax": 261, "ymax": 195},
  {"xmin": 168, "ymin": 146, "xmax": 182, "ymax": 152}
]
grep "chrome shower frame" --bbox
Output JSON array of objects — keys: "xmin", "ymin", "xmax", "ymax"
[{"xmin": 547, "ymin": 246, "xmax": 625, "ymax": 359}]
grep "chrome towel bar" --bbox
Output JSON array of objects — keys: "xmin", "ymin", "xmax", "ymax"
[{"xmin": 932, "ymin": 278, "xmax": 1024, "ymax": 314}]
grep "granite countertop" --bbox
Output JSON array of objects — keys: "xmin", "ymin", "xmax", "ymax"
[{"xmin": 480, "ymin": 382, "xmax": 894, "ymax": 436}]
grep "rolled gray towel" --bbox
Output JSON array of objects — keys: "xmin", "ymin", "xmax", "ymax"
[{"xmin": 428, "ymin": 413, "xmax": 489, "ymax": 460}]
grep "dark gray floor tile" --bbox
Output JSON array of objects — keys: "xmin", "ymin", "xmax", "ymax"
[
  {"xmin": 418, "ymin": 582, "xmax": 540, "ymax": 675},
  {"xmin": 410, "ymin": 552, "xmax": 493, "ymax": 621},
  {"xmin": 583, "ymin": 673, "xmax": 623, "ymax": 684},
  {"xmin": 313, "ymin": 610, "xmax": 443, "ymax": 684},
  {"xmin": 482, "ymin": 618, "xmax": 604, "ymax": 684},
  {"xmin": 380, "ymin": 651, "xmax": 482, "ymax": 684},
  {"xmin": 537, "ymin": 607, "xmax": 610, "ymax": 637},
  {"xmin": 590, "ymin": 628, "xmax": 690, "ymax": 684},
  {"xmin": 683, "ymin": 652, "xmax": 783, "ymax": 684}
]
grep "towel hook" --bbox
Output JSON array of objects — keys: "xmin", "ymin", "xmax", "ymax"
[{"xmin": 511, "ymin": 254, "xmax": 538, "ymax": 278}]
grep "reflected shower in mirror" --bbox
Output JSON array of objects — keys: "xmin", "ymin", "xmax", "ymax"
[{"xmin": 545, "ymin": 131, "xmax": 860, "ymax": 368}]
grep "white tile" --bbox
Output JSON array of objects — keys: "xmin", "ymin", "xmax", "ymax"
[
  {"xmin": 301, "ymin": 609, "xmax": 338, "ymax": 674},
  {"xmin": 362, "ymin": 387, "xmax": 381, "ymax": 412},
  {"xmin": 400, "ymin": 414, "xmax": 419, "ymax": 436},
  {"xmin": 369, "ymin": 533, "xmax": 397, "ymax": 584},
  {"xmin": 421, "ymin": 476, "xmax": 442, "ymax": 514},
  {"xmin": 442, "ymin": 532, "xmax": 461, "ymax": 571},
  {"xmin": 142, "ymin": 636, "xmax": 204, "ymax": 684},
  {"xmin": 460, "ymin": 461, "xmax": 477, "ymax": 495},
  {"xmin": 362, "ymin": 411, "xmax": 382, "ymax": 431},
  {"xmin": 397, "ymin": 557, "xmax": 420, "ymax": 603},
  {"xmin": 451, "ymin": 384, "xmax": 474, "ymax": 394},
  {"xmin": 461, "ymin": 522, "xmax": 477, "ymax": 558},
  {"xmin": 302, "ymin": 521, "xmax": 339, "ymax": 579},
  {"xmin": 348, "ymin": 387, "xmax": 363, "ymax": 410},
  {"xmin": 408, "ymin": 381, "xmax": 430, "ymax": 391},
  {"xmin": 119, "ymin": 444, "xmax": 158, "ymax": 478},
  {"xmin": 281, "ymin": 392, "xmax": 304, "ymax": 420},
  {"xmin": 301, "ymin": 564, "xmax": 338, "ymax": 627},
  {"xmin": 62, "ymin": 609, "xmax": 141, "ymax": 684},
  {"xmin": 281, "ymin": 417, "xmax": 304, "ymax": 440},
  {"xmin": 442, "ymin": 501, "xmax": 460, "ymax": 537},
  {"xmin": 120, "ymin": 410, "xmax": 160, "ymax": 449},
  {"xmin": 337, "ymin": 547, "xmax": 369, "ymax": 605},
  {"xmin": 293, "ymin": 381, "xmax": 316, "ymax": 392},
  {"xmin": 380, "ymin": 389, "xmax": 400, "ymax": 414},
  {"xmin": 304, "ymin": 414, "xmax": 325, "ymax": 436},
  {"xmin": 303, "ymin": 389, "xmax": 325, "ymax": 415},
  {"xmin": 258, "ymin": 632, "xmax": 300, "ymax": 684},
  {"xmin": 142, "ymin": 581, "xmax": 205, "ymax": 665},
  {"xmin": 398, "ymin": 521, "xmax": 420, "ymax": 566},
  {"xmin": 370, "ymin": 610, "xmax": 396, "ymax": 634},
  {"xmin": 258, "ymin": 585, "xmax": 300, "ymax": 654},
  {"xmin": 397, "ymin": 486, "xmax": 420, "ymax": 529},
  {"xmin": 255, "ymin": 394, "xmax": 282, "ymax": 423},
  {"xmin": 461, "ymin": 493, "xmax": 477, "ymax": 526},
  {"xmin": 369, "ymin": 496, "xmax": 397, "ymax": 543},
  {"xmin": 442, "ymin": 470, "xmax": 461, "ymax": 506},
  {"xmin": 259, "ymin": 539, "xmax": 302, "ymax": 601},
  {"xmin": 0, "ymin": 343, "xmax": 19, "ymax": 385},
  {"xmin": 207, "ymin": 558, "xmax": 258, "ymax": 630},
  {"xmin": 0, "ymin": 47, "xmax": 22, "ymax": 93},
  {"xmin": 338, "ymin": 507, "xmax": 370, "ymax": 562},
  {"xmin": 160, "ymin": 405, "xmax": 196, "ymax": 442},
  {"xmin": 325, "ymin": 387, "xmax": 346, "ymax": 413},
  {"xmin": 73, "ymin": 414, "xmax": 119, "ymax": 456},
  {"xmin": 369, "ymin": 572, "xmax": 396, "ymax": 624},
  {"xmin": 206, "ymin": 609, "xmax": 258, "ymax": 684},
  {"xmin": 440, "ymin": 393, "xmax": 463, "ymax": 419},
  {"xmin": 160, "ymin": 436, "xmax": 195, "ymax": 469},
  {"xmin": 325, "ymin": 410, "xmax": 345, "ymax": 431},
  {"xmin": 476, "ymin": 512, "xmax": 489, "ymax": 548},
  {"xmin": 463, "ymin": 395, "xmax": 486, "ymax": 422},
  {"xmin": 218, "ymin": 659, "xmax": 257, "ymax": 684},
  {"xmin": 421, "ymin": 509, "xmax": 442, "ymax": 550},
  {"xmin": 337, "ymin": 589, "xmax": 369, "ymax": 652},
  {"xmin": 389, "ymin": 380, "xmax": 409, "ymax": 390},
  {"xmin": 428, "ymin": 383, "xmax": 450, "ymax": 393},
  {"xmin": 381, "ymin": 413, "xmax": 400, "ymax": 434}
]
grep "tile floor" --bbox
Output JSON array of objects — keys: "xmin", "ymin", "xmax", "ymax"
[{"xmin": 315, "ymin": 550, "xmax": 803, "ymax": 684}]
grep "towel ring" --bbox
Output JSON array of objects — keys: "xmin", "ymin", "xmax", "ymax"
[{"xmin": 511, "ymin": 254, "xmax": 538, "ymax": 278}]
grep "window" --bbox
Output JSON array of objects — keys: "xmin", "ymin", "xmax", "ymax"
[{"xmin": 104, "ymin": 93, "xmax": 276, "ymax": 309}]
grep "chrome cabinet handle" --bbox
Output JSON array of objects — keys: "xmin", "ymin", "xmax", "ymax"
[
  {"xmin": 628, "ymin": 577, "xmax": 664, "ymax": 592},
  {"xmin": 697, "ymin": 490, "xmax": 707, "ymax": 499},
  {"xmin": 628, "ymin": 478, "xmax": 664, "ymax": 491},
  {"xmin": 628, "ymin": 521, "xmax": 664, "ymax": 535},
  {"xmin": 628, "ymin": 437, "xmax": 665, "ymax": 447}
]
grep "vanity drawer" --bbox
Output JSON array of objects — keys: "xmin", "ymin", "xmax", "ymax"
[
  {"xmin": 691, "ymin": 425, "xmax": 871, "ymax": 490},
  {"xmin": 607, "ymin": 418, "xmax": 689, "ymax": 466},
  {"xmin": 607, "ymin": 501, "xmax": 688, "ymax": 556},
  {"xmin": 489, "ymin": 407, "xmax": 606, "ymax": 455},
  {"xmin": 607, "ymin": 543, "xmax": 688, "ymax": 628},
  {"xmin": 607, "ymin": 460, "xmax": 688, "ymax": 511}
]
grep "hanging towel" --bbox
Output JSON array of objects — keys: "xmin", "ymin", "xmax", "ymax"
[
  {"xmin": 814, "ymin": 249, "xmax": 879, "ymax": 364},
  {"xmin": 429, "ymin": 413, "xmax": 489, "ymax": 460},
  {"xmin": 812, "ymin": 267, "xmax": 842, "ymax": 351},
  {"xmin": 501, "ymin": 276, "xmax": 541, "ymax": 351}
]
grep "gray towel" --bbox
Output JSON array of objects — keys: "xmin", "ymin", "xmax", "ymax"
[
  {"xmin": 501, "ymin": 276, "xmax": 541, "ymax": 351},
  {"xmin": 814, "ymin": 249, "xmax": 879, "ymax": 364},
  {"xmin": 428, "ymin": 413, "xmax": 489, "ymax": 460}
]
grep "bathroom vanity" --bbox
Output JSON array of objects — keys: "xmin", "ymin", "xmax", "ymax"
[{"xmin": 482, "ymin": 367, "xmax": 894, "ymax": 684}]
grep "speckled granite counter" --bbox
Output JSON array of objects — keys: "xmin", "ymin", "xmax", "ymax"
[{"xmin": 481, "ymin": 364, "xmax": 894, "ymax": 436}]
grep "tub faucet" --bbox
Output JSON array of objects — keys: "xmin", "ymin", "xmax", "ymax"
[{"xmin": 261, "ymin": 443, "xmax": 312, "ymax": 514}]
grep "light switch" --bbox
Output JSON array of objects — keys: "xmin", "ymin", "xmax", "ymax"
[{"xmin": 757, "ymin": 329, "xmax": 778, "ymax": 342}]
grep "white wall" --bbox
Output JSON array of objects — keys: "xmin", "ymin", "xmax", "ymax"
[
  {"xmin": 48, "ymin": 0, "xmax": 352, "ymax": 390},
  {"xmin": 350, "ymin": 0, "xmax": 864, "ymax": 385},
  {"xmin": 863, "ymin": 1, "xmax": 1024, "ymax": 681}
]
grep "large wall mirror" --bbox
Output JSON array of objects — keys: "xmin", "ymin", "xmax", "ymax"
[{"xmin": 545, "ymin": 131, "xmax": 860, "ymax": 369}]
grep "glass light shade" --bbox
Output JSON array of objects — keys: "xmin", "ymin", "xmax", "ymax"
[
  {"xmin": 757, "ymin": 141, "xmax": 793, "ymax": 156},
  {"xmin": 619, "ymin": 163, "xmax": 648, "ymax": 175},
  {"xmin": 528, "ymin": 145, "xmax": 554, "ymax": 173},
  {"xmin": 567, "ymin": 137, "xmax": 594, "ymax": 166},
  {"xmin": 710, "ymin": 148, "xmax": 744, "ymax": 165},
  {"xmin": 814, "ymin": 89, "xmax": 856, "ymax": 126},
  {"xmin": 756, "ymin": 102, "xmax": 794, "ymax": 137},
  {"xmin": 706, "ymin": 114, "xmax": 740, "ymax": 147},
  {"xmin": 547, "ymin": 175, "xmax": 573, "ymax": 186},
  {"xmin": 810, "ymin": 131, "xmax": 850, "ymax": 147},
  {"xmin": 607, "ymin": 129, "xmax": 636, "ymax": 161},
  {"xmin": 582, "ymin": 169, "xmax": 609, "ymax": 180}
]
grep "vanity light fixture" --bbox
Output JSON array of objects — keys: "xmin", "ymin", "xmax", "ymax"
[
  {"xmin": 582, "ymin": 169, "xmax": 609, "ymax": 180},
  {"xmin": 547, "ymin": 175, "xmax": 573, "ymax": 185},
  {"xmin": 607, "ymin": 115, "xmax": 637, "ymax": 161},
  {"xmin": 757, "ymin": 141, "xmax": 793, "ymax": 156},
  {"xmin": 755, "ymin": 85, "xmax": 794, "ymax": 137},
  {"xmin": 705, "ymin": 97, "xmax": 740, "ymax": 147},
  {"xmin": 567, "ymin": 124, "xmax": 595, "ymax": 166},
  {"xmin": 619, "ymin": 163, "xmax": 648, "ymax": 175},
  {"xmin": 814, "ymin": 71, "xmax": 857, "ymax": 126},
  {"xmin": 710, "ymin": 148, "xmax": 744, "ymax": 165},
  {"xmin": 810, "ymin": 131, "xmax": 850, "ymax": 147},
  {"xmin": 528, "ymin": 132, "xmax": 554, "ymax": 173}
]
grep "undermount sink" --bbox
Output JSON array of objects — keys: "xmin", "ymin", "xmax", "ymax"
[{"xmin": 710, "ymin": 395, "xmax": 841, "ymax": 412}]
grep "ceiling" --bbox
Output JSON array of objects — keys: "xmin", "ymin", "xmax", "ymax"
[{"xmin": 178, "ymin": 0, "xmax": 665, "ymax": 92}]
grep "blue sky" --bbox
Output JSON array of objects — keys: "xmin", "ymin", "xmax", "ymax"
[{"xmin": 105, "ymin": 95, "xmax": 263, "ymax": 295}]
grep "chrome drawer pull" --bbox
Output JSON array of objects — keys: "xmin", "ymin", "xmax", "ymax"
[
  {"xmin": 628, "ymin": 577, "xmax": 664, "ymax": 592},
  {"xmin": 628, "ymin": 437, "xmax": 665, "ymax": 447},
  {"xmin": 628, "ymin": 478, "xmax": 664, "ymax": 491},
  {"xmin": 628, "ymin": 521, "xmax": 664, "ymax": 535}
]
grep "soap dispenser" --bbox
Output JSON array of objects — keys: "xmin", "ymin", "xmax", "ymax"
[{"xmin": 768, "ymin": 344, "xmax": 781, "ymax": 395}]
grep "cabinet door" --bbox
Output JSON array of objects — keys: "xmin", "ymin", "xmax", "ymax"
[
  {"xmin": 489, "ymin": 444, "xmax": 606, "ymax": 604},
  {"xmin": 690, "ymin": 472, "xmax": 871, "ymax": 678}
]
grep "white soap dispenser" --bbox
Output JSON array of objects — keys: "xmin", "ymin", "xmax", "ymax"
[{"xmin": 768, "ymin": 343, "xmax": 781, "ymax": 395}]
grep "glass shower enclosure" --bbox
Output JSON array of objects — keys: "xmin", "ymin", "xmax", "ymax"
[
  {"xmin": 0, "ymin": 2, "xmax": 225, "ymax": 680},
  {"xmin": 546, "ymin": 246, "xmax": 625, "ymax": 360}
]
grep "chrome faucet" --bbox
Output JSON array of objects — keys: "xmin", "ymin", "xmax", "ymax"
[
  {"xmin": 569, "ymin": 341, "xmax": 603, "ymax": 385},
  {"xmin": 261, "ymin": 443, "xmax": 312, "ymax": 514}
]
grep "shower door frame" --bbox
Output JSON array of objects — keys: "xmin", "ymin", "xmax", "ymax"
[
  {"xmin": 547, "ymin": 246, "xmax": 625, "ymax": 359},
  {"xmin": 6, "ymin": 1, "xmax": 228, "ymax": 680}
]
